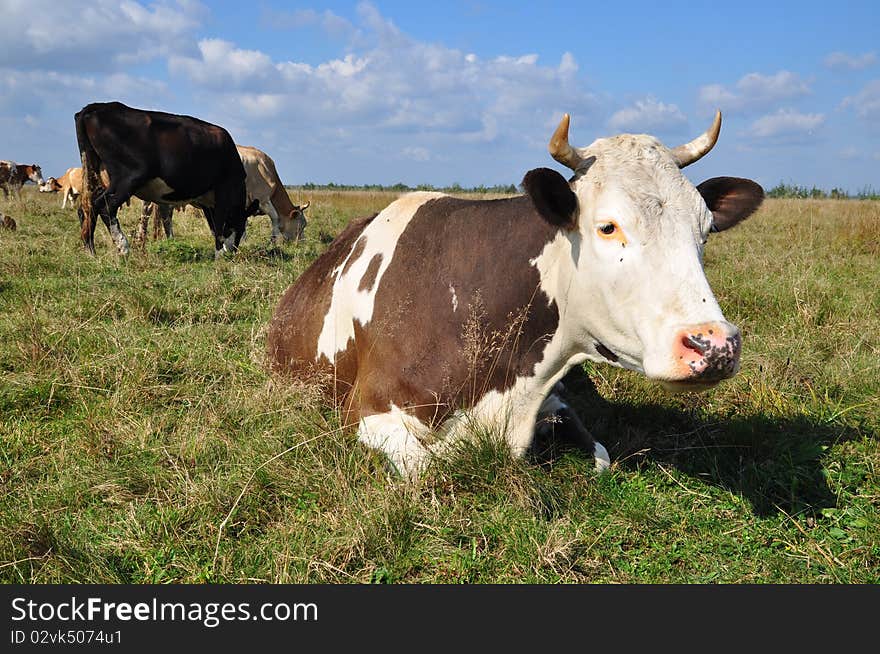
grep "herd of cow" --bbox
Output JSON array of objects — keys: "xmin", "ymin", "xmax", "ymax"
[
  {"xmin": 0, "ymin": 102, "xmax": 310, "ymax": 255},
  {"xmin": 4, "ymin": 100, "xmax": 765, "ymax": 479}
]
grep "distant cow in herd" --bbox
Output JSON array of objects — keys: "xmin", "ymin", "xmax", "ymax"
[
  {"xmin": 39, "ymin": 167, "xmax": 83, "ymax": 208},
  {"xmin": 0, "ymin": 161, "xmax": 44, "ymax": 198},
  {"xmin": 267, "ymin": 111, "xmax": 764, "ymax": 478},
  {"xmin": 237, "ymin": 145, "xmax": 309, "ymax": 244},
  {"xmin": 75, "ymin": 101, "xmax": 249, "ymax": 257}
]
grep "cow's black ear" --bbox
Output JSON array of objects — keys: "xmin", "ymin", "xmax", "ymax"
[
  {"xmin": 522, "ymin": 167, "xmax": 578, "ymax": 230},
  {"xmin": 697, "ymin": 176, "xmax": 764, "ymax": 232}
]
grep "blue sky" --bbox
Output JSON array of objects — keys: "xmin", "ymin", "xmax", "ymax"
[{"xmin": 1, "ymin": 1, "xmax": 878, "ymax": 192}]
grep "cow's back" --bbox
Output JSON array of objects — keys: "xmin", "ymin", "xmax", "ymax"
[
  {"xmin": 67, "ymin": 167, "xmax": 83, "ymax": 192},
  {"xmin": 236, "ymin": 145, "xmax": 275, "ymax": 203},
  {"xmin": 76, "ymin": 102, "xmax": 245, "ymax": 200},
  {"xmin": 268, "ymin": 192, "xmax": 562, "ymax": 425}
]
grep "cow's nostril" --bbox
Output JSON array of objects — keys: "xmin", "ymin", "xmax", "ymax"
[{"xmin": 681, "ymin": 334, "xmax": 708, "ymax": 355}]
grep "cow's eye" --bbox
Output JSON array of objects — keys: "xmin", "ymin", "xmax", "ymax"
[{"xmin": 598, "ymin": 223, "xmax": 616, "ymax": 235}]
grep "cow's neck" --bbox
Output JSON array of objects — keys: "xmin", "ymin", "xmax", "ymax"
[{"xmin": 528, "ymin": 227, "xmax": 589, "ymax": 359}]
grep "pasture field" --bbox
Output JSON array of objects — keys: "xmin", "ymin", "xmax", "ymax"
[{"xmin": 0, "ymin": 189, "xmax": 877, "ymax": 584}]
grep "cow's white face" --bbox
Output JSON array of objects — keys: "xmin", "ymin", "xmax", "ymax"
[
  {"xmin": 27, "ymin": 165, "xmax": 44, "ymax": 185},
  {"xmin": 40, "ymin": 177, "xmax": 60, "ymax": 193},
  {"xmin": 524, "ymin": 113, "xmax": 763, "ymax": 391}
]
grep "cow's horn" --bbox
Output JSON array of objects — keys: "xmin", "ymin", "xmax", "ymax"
[
  {"xmin": 300, "ymin": 200, "xmax": 310, "ymax": 211},
  {"xmin": 672, "ymin": 110, "xmax": 722, "ymax": 168},
  {"xmin": 549, "ymin": 113, "xmax": 584, "ymax": 170}
]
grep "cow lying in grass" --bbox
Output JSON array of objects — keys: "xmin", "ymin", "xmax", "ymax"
[{"xmin": 267, "ymin": 111, "xmax": 764, "ymax": 478}]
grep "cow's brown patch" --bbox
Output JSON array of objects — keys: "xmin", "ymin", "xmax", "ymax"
[
  {"xmin": 349, "ymin": 195, "xmax": 562, "ymax": 425},
  {"xmin": 269, "ymin": 195, "xmax": 566, "ymax": 429},
  {"xmin": 357, "ymin": 253, "xmax": 383, "ymax": 292},
  {"xmin": 267, "ymin": 214, "xmax": 376, "ymax": 393}
]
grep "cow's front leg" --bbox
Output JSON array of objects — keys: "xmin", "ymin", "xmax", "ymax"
[
  {"xmin": 100, "ymin": 208, "xmax": 130, "ymax": 255},
  {"xmin": 534, "ymin": 387, "xmax": 610, "ymax": 472},
  {"xmin": 357, "ymin": 409, "xmax": 432, "ymax": 480},
  {"xmin": 95, "ymin": 181, "xmax": 139, "ymax": 255},
  {"xmin": 265, "ymin": 203, "xmax": 283, "ymax": 246}
]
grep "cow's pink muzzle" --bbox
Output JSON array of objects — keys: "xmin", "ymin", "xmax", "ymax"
[{"xmin": 673, "ymin": 321, "xmax": 742, "ymax": 383}]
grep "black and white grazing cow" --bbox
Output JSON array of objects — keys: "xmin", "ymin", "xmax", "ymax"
[
  {"xmin": 267, "ymin": 112, "xmax": 764, "ymax": 478},
  {"xmin": 75, "ymin": 101, "xmax": 248, "ymax": 257}
]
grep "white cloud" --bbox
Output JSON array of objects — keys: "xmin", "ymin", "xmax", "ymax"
[
  {"xmin": 0, "ymin": 67, "xmax": 170, "ymax": 176},
  {"xmin": 0, "ymin": 68, "xmax": 168, "ymax": 115},
  {"xmin": 558, "ymin": 52, "xmax": 578, "ymax": 77},
  {"xmin": 824, "ymin": 51, "xmax": 877, "ymax": 71},
  {"xmin": 159, "ymin": 2, "xmax": 602, "ymax": 185},
  {"xmin": 841, "ymin": 80, "xmax": 880, "ymax": 121},
  {"xmin": 402, "ymin": 147, "xmax": 430, "ymax": 162},
  {"xmin": 168, "ymin": 5, "xmax": 598, "ymax": 143},
  {"xmin": 169, "ymin": 39, "xmax": 280, "ymax": 91},
  {"xmin": 0, "ymin": 0, "xmax": 203, "ymax": 72},
  {"xmin": 260, "ymin": 7, "xmax": 357, "ymax": 39},
  {"xmin": 743, "ymin": 109, "xmax": 825, "ymax": 141},
  {"xmin": 698, "ymin": 71, "xmax": 811, "ymax": 114},
  {"xmin": 608, "ymin": 97, "xmax": 687, "ymax": 132}
]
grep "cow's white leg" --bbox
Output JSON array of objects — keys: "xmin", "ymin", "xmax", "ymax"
[
  {"xmin": 61, "ymin": 191, "xmax": 68, "ymax": 209},
  {"xmin": 357, "ymin": 408, "xmax": 432, "ymax": 480},
  {"xmin": 594, "ymin": 441, "xmax": 610, "ymax": 472},
  {"xmin": 536, "ymin": 390, "xmax": 610, "ymax": 473},
  {"xmin": 108, "ymin": 222, "xmax": 130, "ymax": 255}
]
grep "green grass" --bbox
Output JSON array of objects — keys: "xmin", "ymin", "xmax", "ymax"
[{"xmin": 0, "ymin": 190, "xmax": 877, "ymax": 583}]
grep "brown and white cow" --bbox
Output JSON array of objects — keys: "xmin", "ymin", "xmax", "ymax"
[
  {"xmin": 0, "ymin": 161, "xmax": 44, "ymax": 198},
  {"xmin": 40, "ymin": 167, "xmax": 83, "ymax": 208},
  {"xmin": 237, "ymin": 145, "xmax": 309, "ymax": 243},
  {"xmin": 267, "ymin": 112, "xmax": 764, "ymax": 478}
]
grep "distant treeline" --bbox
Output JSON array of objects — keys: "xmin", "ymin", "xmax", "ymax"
[
  {"xmin": 289, "ymin": 181, "xmax": 520, "ymax": 194},
  {"xmin": 290, "ymin": 181, "xmax": 879, "ymax": 200},
  {"xmin": 766, "ymin": 182, "xmax": 880, "ymax": 200}
]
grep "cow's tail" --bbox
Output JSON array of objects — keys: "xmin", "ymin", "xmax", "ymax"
[{"xmin": 75, "ymin": 108, "xmax": 101, "ymax": 243}]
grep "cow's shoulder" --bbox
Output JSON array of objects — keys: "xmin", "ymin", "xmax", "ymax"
[{"xmin": 268, "ymin": 213, "xmax": 378, "ymax": 373}]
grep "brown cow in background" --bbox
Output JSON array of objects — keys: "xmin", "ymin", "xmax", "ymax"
[
  {"xmin": 0, "ymin": 161, "xmax": 44, "ymax": 198},
  {"xmin": 40, "ymin": 167, "xmax": 83, "ymax": 208}
]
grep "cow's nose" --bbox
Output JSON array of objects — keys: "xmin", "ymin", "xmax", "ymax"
[{"xmin": 674, "ymin": 321, "xmax": 741, "ymax": 381}]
